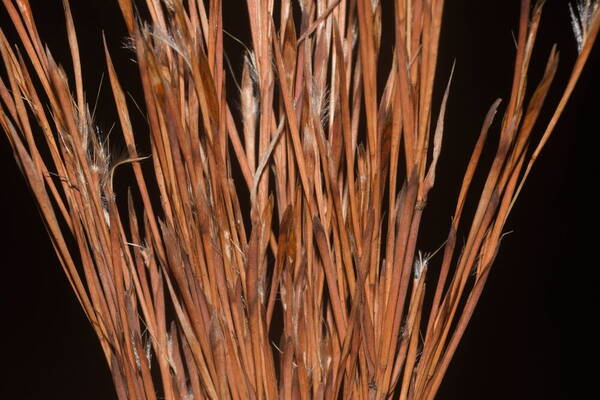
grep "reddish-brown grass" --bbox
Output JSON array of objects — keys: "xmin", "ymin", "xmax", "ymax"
[{"xmin": 1, "ymin": 0, "xmax": 596, "ymax": 398}]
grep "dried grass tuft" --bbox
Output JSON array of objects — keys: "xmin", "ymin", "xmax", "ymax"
[{"xmin": 1, "ymin": 0, "xmax": 596, "ymax": 398}]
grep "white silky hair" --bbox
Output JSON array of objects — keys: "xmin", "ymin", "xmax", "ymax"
[
  {"xmin": 413, "ymin": 251, "xmax": 429, "ymax": 281},
  {"xmin": 569, "ymin": 0, "xmax": 600, "ymax": 53}
]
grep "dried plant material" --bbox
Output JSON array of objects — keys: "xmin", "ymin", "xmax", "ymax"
[{"xmin": 0, "ymin": 0, "xmax": 595, "ymax": 398}]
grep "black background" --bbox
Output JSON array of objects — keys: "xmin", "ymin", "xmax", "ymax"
[{"xmin": 0, "ymin": 0, "xmax": 588, "ymax": 398}]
